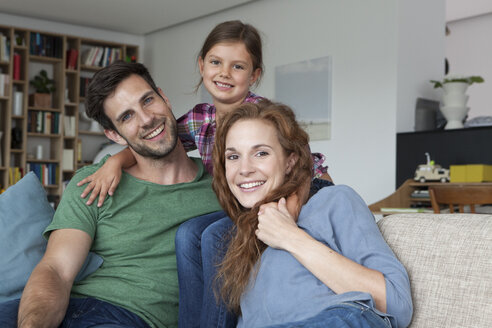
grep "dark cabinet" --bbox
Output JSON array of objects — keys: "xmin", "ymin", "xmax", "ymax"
[{"xmin": 396, "ymin": 126, "xmax": 492, "ymax": 188}]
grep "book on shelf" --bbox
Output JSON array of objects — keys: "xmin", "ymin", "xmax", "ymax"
[
  {"xmin": 63, "ymin": 115, "xmax": 76, "ymax": 136},
  {"xmin": 13, "ymin": 53, "xmax": 21, "ymax": 80},
  {"xmin": 82, "ymin": 47, "xmax": 100, "ymax": 66},
  {"xmin": 82, "ymin": 46, "xmax": 121, "ymax": 67},
  {"xmin": 66, "ymin": 49, "xmax": 79, "ymax": 70},
  {"xmin": 410, "ymin": 189, "xmax": 430, "ymax": 199},
  {"xmin": 28, "ymin": 111, "xmax": 60, "ymax": 134},
  {"xmin": 102, "ymin": 47, "xmax": 109, "ymax": 67},
  {"xmin": 0, "ymin": 73, "xmax": 9, "ymax": 97},
  {"xmin": 36, "ymin": 111, "xmax": 43, "ymax": 133},
  {"xmin": 53, "ymin": 112, "xmax": 60, "ymax": 134},
  {"xmin": 27, "ymin": 162, "xmax": 59, "ymax": 186},
  {"xmin": 92, "ymin": 47, "xmax": 104, "ymax": 66},
  {"xmin": 44, "ymin": 112, "xmax": 52, "ymax": 134},
  {"xmin": 77, "ymin": 139, "xmax": 82, "ymax": 162},
  {"xmin": 62, "ymin": 149, "xmax": 74, "ymax": 171},
  {"xmin": 81, "ymin": 47, "xmax": 94, "ymax": 66},
  {"xmin": 8, "ymin": 167, "xmax": 24, "ymax": 185},
  {"xmin": 79, "ymin": 77, "xmax": 92, "ymax": 97},
  {"xmin": 12, "ymin": 91, "xmax": 23, "ymax": 116},
  {"xmin": 29, "ymin": 33, "xmax": 63, "ymax": 58},
  {"xmin": 0, "ymin": 33, "xmax": 10, "ymax": 62}
]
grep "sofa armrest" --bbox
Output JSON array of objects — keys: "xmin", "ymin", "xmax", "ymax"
[{"xmin": 378, "ymin": 213, "xmax": 492, "ymax": 327}]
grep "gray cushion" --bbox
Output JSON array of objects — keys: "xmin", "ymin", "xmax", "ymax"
[
  {"xmin": 0, "ymin": 172, "xmax": 103, "ymax": 302},
  {"xmin": 378, "ymin": 213, "xmax": 492, "ymax": 328}
]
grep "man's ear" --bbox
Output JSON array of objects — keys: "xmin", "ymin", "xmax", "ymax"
[
  {"xmin": 157, "ymin": 88, "xmax": 172, "ymax": 110},
  {"xmin": 104, "ymin": 129, "xmax": 127, "ymax": 146},
  {"xmin": 286, "ymin": 153, "xmax": 298, "ymax": 175}
]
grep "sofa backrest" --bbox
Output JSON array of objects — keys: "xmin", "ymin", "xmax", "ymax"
[{"xmin": 378, "ymin": 213, "xmax": 492, "ymax": 328}]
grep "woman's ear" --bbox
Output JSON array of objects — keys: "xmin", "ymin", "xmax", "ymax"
[{"xmin": 285, "ymin": 153, "xmax": 298, "ymax": 175}]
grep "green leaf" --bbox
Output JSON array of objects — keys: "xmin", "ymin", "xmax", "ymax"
[
  {"xmin": 429, "ymin": 75, "xmax": 484, "ymax": 88},
  {"xmin": 29, "ymin": 69, "xmax": 56, "ymax": 94}
]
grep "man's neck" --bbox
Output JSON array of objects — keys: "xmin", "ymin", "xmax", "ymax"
[{"xmin": 124, "ymin": 142, "xmax": 198, "ymax": 185}]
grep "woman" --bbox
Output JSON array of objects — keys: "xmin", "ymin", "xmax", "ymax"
[{"xmin": 210, "ymin": 100, "xmax": 413, "ymax": 327}]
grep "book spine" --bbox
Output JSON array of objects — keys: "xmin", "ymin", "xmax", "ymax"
[
  {"xmin": 44, "ymin": 112, "xmax": 52, "ymax": 134},
  {"xmin": 13, "ymin": 91, "xmax": 23, "ymax": 116},
  {"xmin": 0, "ymin": 74, "xmax": 4, "ymax": 97},
  {"xmin": 36, "ymin": 111, "xmax": 43, "ymax": 133},
  {"xmin": 0, "ymin": 34, "xmax": 7, "ymax": 62},
  {"xmin": 13, "ymin": 53, "xmax": 21, "ymax": 80},
  {"xmin": 53, "ymin": 112, "xmax": 59, "ymax": 134}
]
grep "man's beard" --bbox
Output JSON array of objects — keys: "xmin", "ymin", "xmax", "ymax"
[{"xmin": 120, "ymin": 118, "xmax": 178, "ymax": 159}]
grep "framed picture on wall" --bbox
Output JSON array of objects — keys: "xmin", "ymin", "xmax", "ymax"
[{"xmin": 275, "ymin": 56, "xmax": 332, "ymax": 141}]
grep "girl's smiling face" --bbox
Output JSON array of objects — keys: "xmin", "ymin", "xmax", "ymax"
[
  {"xmin": 199, "ymin": 42, "xmax": 261, "ymax": 112},
  {"xmin": 224, "ymin": 119, "xmax": 294, "ymax": 208}
]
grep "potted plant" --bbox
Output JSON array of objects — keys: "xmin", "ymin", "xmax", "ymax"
[
  {"xmin": 430, "ymin": 75, "xmax": 484, "ymax": 93},
  {"xmin": 29, "ymin": 69, "xmax": 55, "ymax": 108},
  {"xmin": 430, "ymin": 75, "xmax": 484, "ymax": 129}
]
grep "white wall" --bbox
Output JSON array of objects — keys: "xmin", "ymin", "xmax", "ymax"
[
  {"xmin": 145, "ymin": 0, "xmax": 445, "ymax": 204},
  {"xmin": 396, "ymin": 0, "xmax": 446, "ymax": 132},
  {"xmin": 0, "ymin": 12, "xmax": 144, "ymax": 57},
  {"xmin": 446, "ymin": 13, "xmax": 492, "ymax": 119}
]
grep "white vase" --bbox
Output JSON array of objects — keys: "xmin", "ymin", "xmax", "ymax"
[
  {"xmin": 441, "ymin": 93, "xmax": 468, "ymax": 107},
  {"xmin": 440, "ymin": 82, "xmax": 469, "ymax": 129},
  {"xmin": 440, "ymin": 106, "xmax": 469, "ymax": 129},
  {"xmin": 442, "ymin": 81, "xmax": 469, "ymax": 95}
]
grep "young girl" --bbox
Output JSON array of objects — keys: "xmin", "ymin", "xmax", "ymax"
[{"xmin": 78, "ymin": 20, "xmax": 330, "ymax": 204}]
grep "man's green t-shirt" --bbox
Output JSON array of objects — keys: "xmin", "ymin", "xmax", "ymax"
[{"xmin": 44, "ymin": 156, "xmax": 222, "ymax": 327}]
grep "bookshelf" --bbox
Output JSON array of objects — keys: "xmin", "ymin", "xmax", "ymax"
[{"xmin": 0, "ymin": 25, "xmax": 138, "ymax": 203}]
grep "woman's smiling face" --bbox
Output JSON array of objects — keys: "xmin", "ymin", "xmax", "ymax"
[{"xmin": 224, "ymin": 119, "xmax": 292, "ymax": 208}]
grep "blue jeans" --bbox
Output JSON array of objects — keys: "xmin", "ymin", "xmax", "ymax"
[
  {"xmin": 0, "ymin": 297, "xmax": 149, "ymax": 328},
  {"xmin": 264, "ymin": 302, "xmax": 392, "ymax": 328},
  {"xmin": 175, "ymin": 211, "xmax": 237, "ymax": 328}
]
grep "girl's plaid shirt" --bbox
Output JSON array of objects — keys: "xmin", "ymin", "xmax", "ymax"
[{"xmin": 177, "ymin": 92, "xmax": 327, "ymax": 177}]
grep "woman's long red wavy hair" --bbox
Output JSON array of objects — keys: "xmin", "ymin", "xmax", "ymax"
[{"xmin": 212, "ymin": 100, "xmax": 312, "ymax": 313}]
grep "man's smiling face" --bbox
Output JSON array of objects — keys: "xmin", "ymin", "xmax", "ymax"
[{"xmin": 103, "ymin": 74, "xmax": 178, "ymax": 159}]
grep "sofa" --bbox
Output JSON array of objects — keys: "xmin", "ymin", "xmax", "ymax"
[
  {"xmin": 1, "ymin": 173, "xmax": 491, "ymax": 327},
  {"xmin": 377, "ymin": 213, "xmax": 492, "ymax": 327}
]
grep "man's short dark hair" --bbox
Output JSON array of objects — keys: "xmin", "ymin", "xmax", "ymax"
[{"xmin": 85, "ymin": 61, "xmax": 160, "ymax": 131}]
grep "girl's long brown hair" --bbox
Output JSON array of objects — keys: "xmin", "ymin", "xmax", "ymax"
[{"xmin": 212, "ymin": 100, "xmax": 312, "ymax": 313}]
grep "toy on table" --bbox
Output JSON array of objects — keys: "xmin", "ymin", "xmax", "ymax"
[{"xmin": 414, "ymin": 152, "xmax": 449, "ymax": 183}]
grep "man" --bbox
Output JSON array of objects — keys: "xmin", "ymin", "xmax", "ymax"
[{"xmin": 1, "ymin": 61, "xmax": 222, "ymax": 327}]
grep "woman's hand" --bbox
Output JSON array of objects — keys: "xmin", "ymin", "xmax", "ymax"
[
  {"xmin": 256, "ymin": 198, "xmax": 301, "ymax": 250},
  {"xmin": 77, "ymin": 157, "xmax": 122, "ymax": 207}
]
